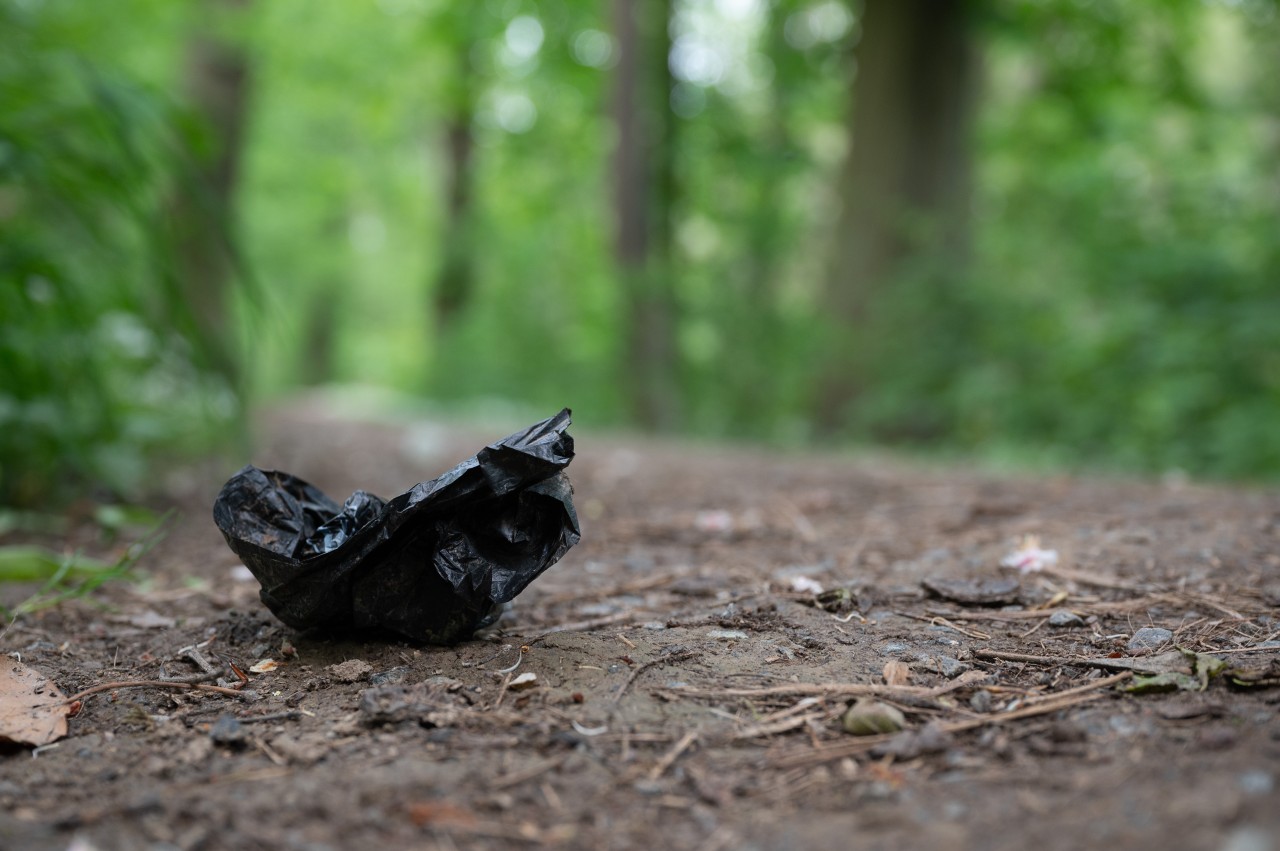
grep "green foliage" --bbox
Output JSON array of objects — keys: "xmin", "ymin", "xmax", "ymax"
[
  {"xmin": 5, "ymin": 0, "xmax": 1279, "ymax": 490},
  {"xmin": 0, "ymin": 1, "xmax": 241, "ymax": 506},
  {"xmin": 0, "ymin": 519, "xmax": 164, "ymax": 625},
  {"xmin": 850, "ymin": 0, "xmax": 1280, "ymax": 477}
]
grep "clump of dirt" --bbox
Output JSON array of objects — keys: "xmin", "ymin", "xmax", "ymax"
[{"xmin": 2, "ymin": 406, "xmax": 1278, "ymax": 850}]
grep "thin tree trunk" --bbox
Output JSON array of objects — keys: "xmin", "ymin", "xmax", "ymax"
[
  {"xmin": 612, "ymin": 0, "xmax": 680, "ymax": 431},
  {"xmin": 173, "ymin": 0, "xmax": 252, "ymax": 383},
  {"xmin": 434, "ymin": 43, "xmax": 475, "ymax": 328},
  {"xmin": 816, "ymin": 0, "xmax": 976, "ymax": 432}
]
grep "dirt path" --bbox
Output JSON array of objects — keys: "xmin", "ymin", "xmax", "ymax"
[{"xmin": 2, "ymin": 405, "xmax": 1278, "ymax": 850}]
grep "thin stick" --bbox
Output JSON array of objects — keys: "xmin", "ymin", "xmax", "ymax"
[
  {"xmin": 770, "ymin": 672, "xmax": 1131, "ymax": 769},
  {"xmin": 517, "ymin": 610, "xmax": 646, "ymax": 637},
  {"xmin": 896, "ymin": 612, "xmax": 991, "ymax": 640},
  {"xmin": 973, "ymin": 649, "xmax": 1067, "ymax": 666},
  {"xmin": 66, "ymin": 680, "xmax": 248, "ymax": 703},
  {"xmin": 1020, "ymin": 671, "xmax": 1133, "ymax": 706},
  {"xmin": 237, "ymin": 710, "xmax": 303, "ymax": 724},
  {"xmin": 1040, "ymin": 566, "xmax": 1143, "ymax": 591},
  {"xmin": 489, "ymin": 755, "xmax": 568, "ymax": 791},
  {"xmin": 667, "ymin": 670, "xmax": 986, "ymax": 703},
  {"xmin": 649, "ymin": 731, "xmax": 698, "ymax": 781},
  {"xmin": 1201, "ymin": 645, "xmax": 1280, "ymax": 656},
  {"xmin": 732, "ymin": 712, "xmax": 825, "ymax": 741},
  {"xmin": 942, "ymin": 672, "xmax": 1131, "ymax": 733},
  {"xmin": 1019, "ymin": 617, "xmax": 1050, "ymax": 639},
  {"xmin": 612, "ymin": 650, "xmax": 698, "ymax": 705},
  {"xmin": 535, "ymin": 573, "xmax": 677, "ymax": 606},
  {"xmin": 491, "ymin": 673, "xmax": 513, "ymax": 710}
]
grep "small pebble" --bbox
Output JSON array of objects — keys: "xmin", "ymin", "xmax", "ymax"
[
  {"xmin": 641, "ymin": 622, "xmax": 668, "ymax": 631},
  {"xmin": 1048, "ymin": 610, "xmax": 1086, "ymax": 628},
  {"xmin": 1126, "ymin": 627, "xmax": 1174, "ymax": 655},
  {"xmin": 707, "ymin": 629, "xmax": 748, "ymax": 640},
  {"xmin": 881, "ymin": 643, "xmax": 909, "ymax": 655},
  {"xmin": 1237, "ymin": 770, "xmax": 1274, "ymax": 797},
  {"xmin": 935, "ymin": 656, "xmax": 970, "ymax": 678},
  {"xmin": 328, "ymin": 660, "xmax": 374, "ymax": 683},
  {"xmin": 209, "ymin": 714, "xmax": 245, "ymax": 746},
  {"xmin": 370, "ymin": 666, "xmax": 409, "ymax": 687},
  {"xmin": 969, "ymin": 690, "xmax": 994, "ymax": 713},
  {"xmin": 842, "ymin": 700, "xmax": 906, "ymax": 736},
  {"xmin": 1220, "ymin": 827, "xmax": 1274, "ymax": 851},
  {"xmin": 1197, "ymin": 725, "xmax": 1238, "ymax": 750}
]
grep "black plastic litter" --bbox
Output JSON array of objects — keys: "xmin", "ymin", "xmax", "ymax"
[{"xmin": 212, "ymin": 409, "xmax": 580, "ymax": 644}]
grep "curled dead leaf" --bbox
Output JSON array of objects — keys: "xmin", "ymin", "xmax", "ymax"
[
  {"xmin": 508, "ymin": 672, "xmax": 538, "ymax": 691},
  {"xmin": 0, "ymin": 656, "xmax": 69, "ymax": 747}
]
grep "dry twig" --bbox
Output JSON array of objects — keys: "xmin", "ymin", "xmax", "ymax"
[
  {"xmin": 67, "ymin": 680, "xmax": 249, "ymax": 703},
  {"xmin": 612, "ymin": 650, "xmax": 698, "ymax": 704},
  {"xmin": 649, "ymin": 731, "xmax": 698, "ymax": 781}
]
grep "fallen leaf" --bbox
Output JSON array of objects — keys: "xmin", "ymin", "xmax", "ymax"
[
  {"xmin": 1084, "ymin": 650, "xmax": 1194, "ymax": 676},
  {"xmin": 1123, "ymin": 672, "xmax": 1202, "ymax": 694},
  {"xmin": 1225, "ymin": 657, "xmax": 1280, "ymax": 689},
  {"xmin": 0, "ymin": 656, "xmax": 69, "ymax": 747},
  {"xmin": 882, "ymin": 660, "xmax": 911, "ymax": 687},
  {"xmin": 406, "ymin": 800, "xmax": 477, "ymax": 829},
  {"xmin": 250, "ymin": 659, "xmax": 279, "ymax": 674},
  {"xmin": 508, "ymin": 672, "xmax": 538, "ymax": 691},
  {"xmin": 922, "ymin": 576, "xmax": 1021, "ymax": 606},
  {"xmin": 1108, "ymin": 649, "xmax": 1226, "ymax": 694}
]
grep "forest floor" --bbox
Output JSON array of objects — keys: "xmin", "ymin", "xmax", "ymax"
[{"xmin": 2, "ymin": 400, "xmax": 1279, "ymax": 851}]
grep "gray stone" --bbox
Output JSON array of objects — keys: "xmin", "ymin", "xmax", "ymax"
[
  {"xmin": 1127, "ymin": 627, "xmax": 1174, "ymax": 655},
  {"xmin": 370, "ymin": 666, "xmax": 409, "ymax": 687},
  {"xmin": 209, "ymin": 714, "xmax": 245, "ymax": 746},
  {"xmin": 1220, "ymin": 827, "xmax": 1274, "ymax": 851},
  {"xmin": 1237, "ymin": 770, "xmax": 1274, "ymax": 797},
  {"xmin": 1048, "ymin": 610, "xmax": 1086, "ymax": 628},
  {"xmin": 935, "ymin": 656, "xmax": 971, "ymax": 678}
]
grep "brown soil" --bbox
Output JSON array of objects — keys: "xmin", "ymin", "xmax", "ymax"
[{"xmin": 3, "ymin": 403, "xmax": 1279, "ymax": 850}]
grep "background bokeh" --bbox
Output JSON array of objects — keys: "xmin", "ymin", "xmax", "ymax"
[{"xmin": 3, "ymin": 0, "xmax": 1279, "ymax": 507}]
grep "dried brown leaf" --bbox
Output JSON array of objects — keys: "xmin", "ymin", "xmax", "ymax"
[{"xmin": 0, "ymin": 656, "xmax": 69, "ymax": 747}]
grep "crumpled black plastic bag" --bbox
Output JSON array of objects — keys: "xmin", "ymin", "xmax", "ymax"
[{"xmin": 212, "ymin": 409, "xmax": 580, "ymax": 644}]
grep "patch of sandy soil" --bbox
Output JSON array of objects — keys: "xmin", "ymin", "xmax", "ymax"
[{"xmin": 2, "ymin": 404, "xmax": 1278, "ymax": 850}]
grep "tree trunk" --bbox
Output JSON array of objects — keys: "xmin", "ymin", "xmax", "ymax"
[
  {"xmin": 434, "ymin": 42, "xmax": 475, "ymax": 328},
  {"xmin": 612, "ymin": 0, "xmax": 680, "ymax": 431},
  {"xmin": 816, "ymin": 0, "xmax": 976, "ymax": 432},
  {"xmin": 173, "ymin": 0, "xmax": 252, "ymax": 383}
]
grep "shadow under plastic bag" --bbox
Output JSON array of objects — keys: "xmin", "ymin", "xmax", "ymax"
[{"xmin": 212, "ymin": 409, "xmax": 580, "ymax": 644}]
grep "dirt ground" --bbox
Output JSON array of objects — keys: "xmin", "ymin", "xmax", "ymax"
[{"xmin": 2, "ymin": 402, "xmax": 1279, "ymax": 851}]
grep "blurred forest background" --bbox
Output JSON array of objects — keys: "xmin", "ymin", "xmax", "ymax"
[{"xmin": 3, "ymin": 0, "xmax": 1280, "ymax": 509}]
